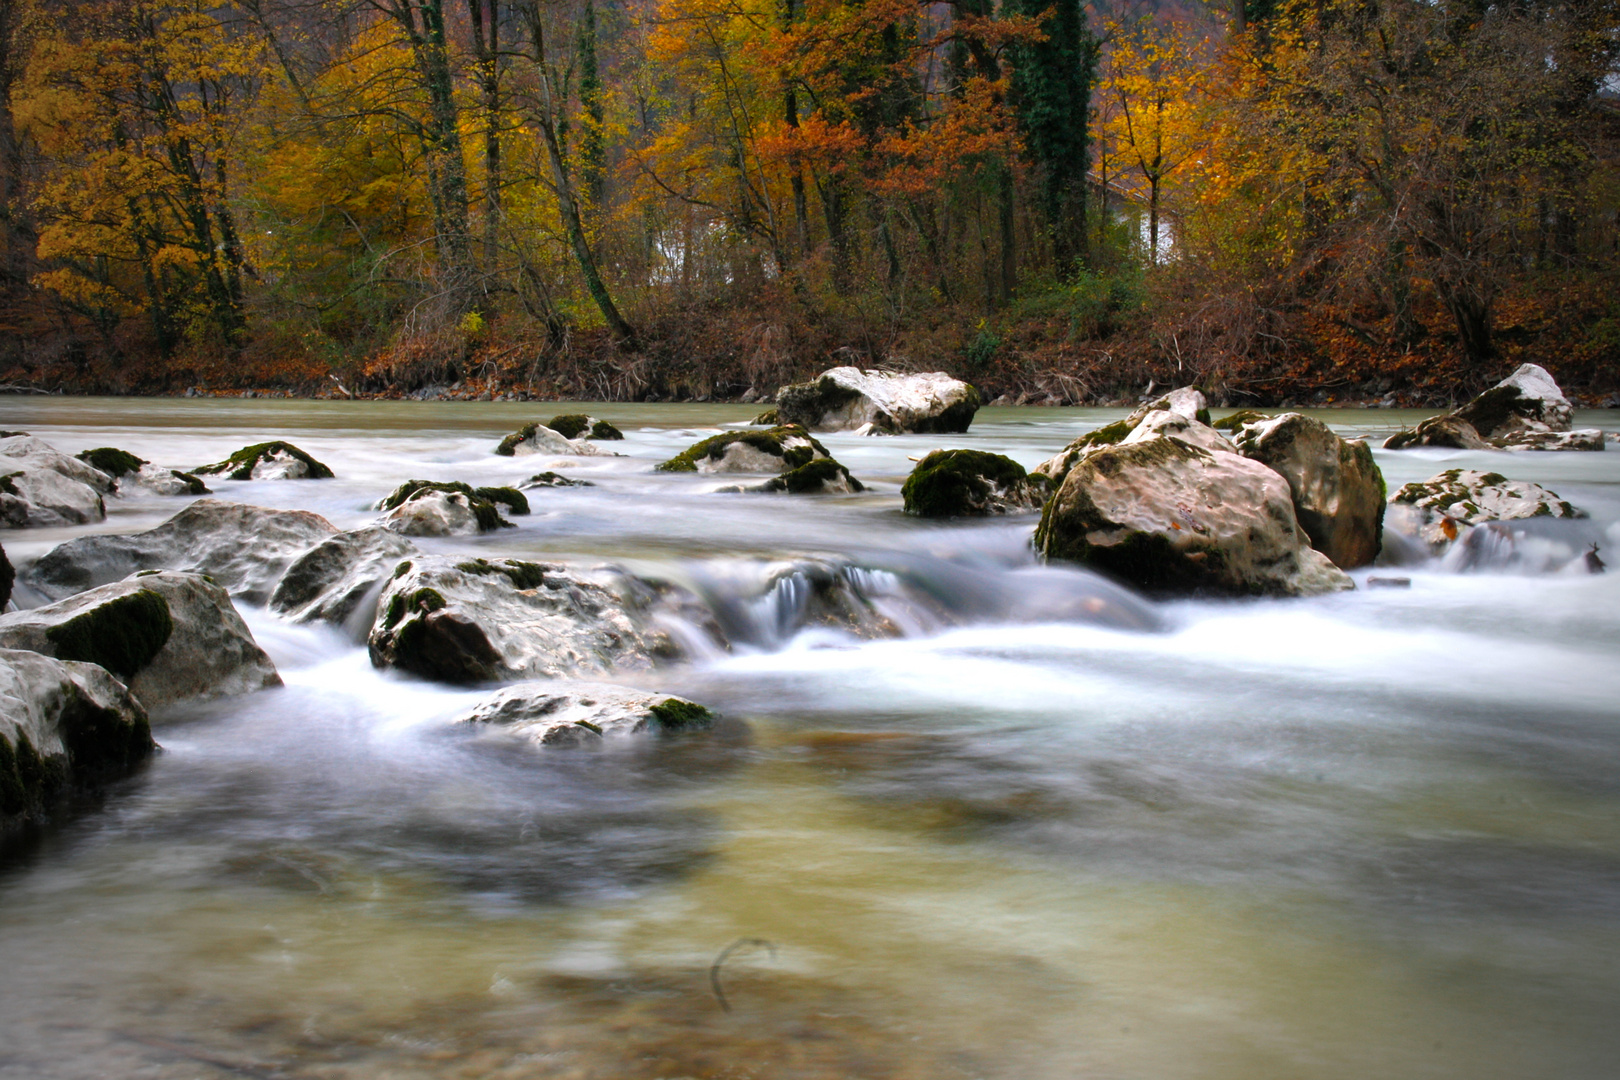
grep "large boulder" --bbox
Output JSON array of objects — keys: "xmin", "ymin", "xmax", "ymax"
[
  {"xmin": 1453, "ymin": 363, "xmax": 1572, "ymax": 437},
  {"xmin": 656, "ymin": 424, "xmax": 861, "ymax": 491},
  {"xmin": 1387, "ymin": 468, "xmax": 1585, "ymax": 551},
  {"xmin": 368, "ymin": 556, "xmax": 698, "ymax": 684},
  {"xmin": 193, "ymin": 441, "xmax": 334, "ymax": 480},
  {"xmin": 376, "ymin": 480, "xmax": 526, "ymax": 536},
  {"xmin": 494, "ymin": 422, "xmax": 610, "ymax": 457},
  {"xmin": 1033, "ymin": 437, "xmax": 1354, "ymax": 597},
  {"xmin": 455, "ymin": 682, "xmax": 714, "ymax": 749},
  {"xmin": 1120, "ymin": 409, "xmax": 1236, "ymax": 456},
  {"xmin": 775, "ymin": 367, "xmax": 981, "ymax": 434},
  {"xmin": 23, "ymin": 499, "xmax": 338, "ymax": 604},
  {"xmin": 1232, "ymin": 413, "xmax": 1385, "ymax": 569},
  {"xmin": 902, "ymin": 450, "xmax": 1046, "ymax": 517},
  {"xmin": 78, "ymin": 447, "xmax": 211, "ymax": 496},
  {"xmin": 0, "ymin": 571, "xmax": 280, "ymax": 709},
  {"xmin": 267, "ymin": 527, "xmax": 416, "ymax": 625},
  {"xmin": 1, "ymin": 648, "xmax": 155, "ymax": 831},
  {"xmin": 1385, "ymin": 365, "xmax": 1602, "ymax": 451}
]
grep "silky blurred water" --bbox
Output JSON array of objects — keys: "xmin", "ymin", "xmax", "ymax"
[{"xmin": 1, "ymin": 398, "xmax": 1618, "ymax": 1080}]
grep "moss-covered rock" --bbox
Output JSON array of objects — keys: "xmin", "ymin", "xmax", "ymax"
[
  {"xmin": 456, "ymin": 681, "xmax": 715, "ymax": 748},
  {"xmin": 775, "ymin": 367, "xmax": 980, "ymax": 433},
  {"xmin": 521, "ymin": 471, "xmax": 594, "ymax": 488},
  {"xmin": 901, "ymin": 449, "xmax": 1044, "ymax": 517},
  {"xmin": 76, "ymin": 447, "xmax": 146, "ymax": 478},
  {"xmin": 0, "ymin": 570, "xmax": 280, "ymax": 708},
  {"xmin": 1211, "ymin": 409, "xmax": 1272, "ymax": 432},
  {"xmin": 194, "ymin": 441, "xmax": 334, "ymax": 480},
  {"xmin": 758, "ymin": 457, "xmax": 865, "ymax": 495},
  {"xmin": 656, "ymin": 424, "xmax": 834, "ymax": 473},
  {"xmin": 1387, "ymin": 468, "xmax": 1585, "ymax": 551},
  {"xmin": 1, "ymin": 648, "xmax": 154, "ymax": 831},
  {"xmin": 547, "ymin": 414, "xmax": 625, "ymax": 440},
  {"xmin": 751, "ymin": 407, "xmax": 780, "ymax": 426},
  {"xmin": 1034, "ymin": 438, "xmax": 1353, "ymax": 597},
  {"xmin": 454, "ymin": 557, "xmax": 548, "ymax": 590},
  {"xmin": 1383, "ymin": 415, "xmax": 1491, "ymax": 450},
  {"xmin": 494, "ymin": 421, "xmax": 612, "ymax": 457},
  {"xmin": 378, "ymin": 480, "xmax": 519, "ymax": 535}
]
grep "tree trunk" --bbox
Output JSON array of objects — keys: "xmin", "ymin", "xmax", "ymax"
[
  {"xmin": 521, "ymin": 3, "xmax": 636, "ymax": 345},
  {"xmin": 468, "ymin": 0, "xmax": 503, "ymax": 275}
]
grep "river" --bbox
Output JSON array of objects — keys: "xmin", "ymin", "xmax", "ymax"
[{"xmin": 2, "ymin": 398, "xmax": 1618, "ymax": 1080}]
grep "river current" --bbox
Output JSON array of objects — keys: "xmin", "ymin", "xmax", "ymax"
[{"xmin": 1, "ymin": 398, "xmax": 1618, "ymax": 1080}]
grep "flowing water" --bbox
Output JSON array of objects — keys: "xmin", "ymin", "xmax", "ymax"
[{"xmin": 2, "ymin": 398, "xmax": 1619, "ymax": 1080}]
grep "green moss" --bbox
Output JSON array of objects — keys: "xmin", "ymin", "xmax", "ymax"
[
  {"xmin": 574, "ymin": 719, "xmax": 604, "ymax": 735},
  {"xmin": 473, "ymin": 486, "xmax": 529, "ymax": 516},
  {"xmin": 0, "ymin": 733, "xmax": 27, "ymax": 816},
  {"xmin": 648, "ymin": 698, "xmax": 713, "ymax": 731},
  {"xmin": 901, "ymin": 449, "xmax": 1029, "ymax": 517},
  {"xmin": 1195, "ymin": 407, "xmax": 1212, "ymax": 426},
  {"xmin": 171, "ymin": 470, "xmax": 210, "ymax": 495},
  {"xmin": 1074, "ymin": 419, "xmax": 1133, "ymax": 448},
  {"xmin": 57, "ymin": 688, "xmax": 153, "ymax": 780},
  {"xmin": 763, "ymin": 457, "xmax": 864, "ymax": 494},
  {"xmin": 44, "ymin": 590, "xmax": 173, "ymax": 679},
  {"xmin": 392, "ymin": 560, "xmax": 414, "ymax": 579},
  {"xmin": 196, "ymin": 441, "xmax": 334, "ymax": 480},
  {"xmin": 76, "ymin": 447, "xmax": 146, "ymax": 477},
  {"xmin": 0, "ymin": 729, "xmax": 62, "ymax": 818},
  {"xmin": 495, "ymin": 423, "xmax": 539, "ymax": 456},
  {"xmin": 0, "ymin": 471, "xmax": 20, "ymax": 496},
  {"xmin": 523, "ymin": 471, "xmax": 593, "ymax": 488},
  {"xmin": 590, "ymin": 419, "xmax": 624, "ymax": 440},
  {"xmin": 655, "ymin": 424, "xmax": 830, "ymax": 472},
  {"xmin": 455, "ymin": 558, "xmax": 546, "ymax": 589},
  {"xmin": 380, "ymin": 480, "xmax": 515, "ymax": 532},
  {"xmin": 752, "ymin": 407, "xmax": 779, "ymax": 425},
  {"xmin": 1211, "ymin": 409, "xmax": 1271, "ymax": 432},
  {"xmin": 547, "ymin": 414, "xmax": 591, "ymax": 439}
]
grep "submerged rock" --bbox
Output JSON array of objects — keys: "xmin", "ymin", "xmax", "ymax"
[
  {"xmin": 657, "ymin": 424, "xmax": 861, "ymax": 490},
  {"xmin": 546, "ymin": 414, "xmax": 624, "ymax": 440},
  {"xmin": 268, "ymin": 527, "xmax": 416, "ymax": 625},
  {"xmin": 1494, "ymin": 429, "xmax": 1606, "ymax": 452},
  {"xmin": 1387, "ymin": 468, "xmax": 1585, "ymax": 551},
  {"xmin": 1, "ymin": 648, "xmax": 155, "ymax": 831},
  {"xmin": 456, "ymin": 682, "xmax": 714, "ymax": 748},
  {"xmin": 1232, "ymin": 413, "xmax": 1385, "ymax": 569},
  {"xmin": 0, "ymin": 571, "xmax": 280, "ymax": 709},
  {"xmin": 368, "ymin": 556, "xmax": 698, "ymax": 684},
  {"xmin": 194, "ymin": 441, "xmax": 335, "ymax": 480},
  {"xmin": 902, "ymin": 449, "xmax": 1046, "ymax": 517},
  {"xmin": 377, "ymin": 480, "xmax": 525, "ymax": 536},
  {"xmin": 24, "ymin": 499, "xmax": 338, "ymax": 603},
  {"xmin": 775, "ymin": 367, "xmax": 981, "ymax": 434},
  {"xmin": 521, "ymin": 471, "xmax": 594, "ymax": 489},
  {"xmin": 494, "ymin": 422, "xmax": 609, "ymax": 457},
  {"xmin": 1034, "ymin": 437, "xmax": 1353, "ymax": 597}
]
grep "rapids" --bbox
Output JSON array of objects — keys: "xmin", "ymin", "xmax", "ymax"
[{"xmin": 1, "ymin": 397, "xmax": 1618, "ymax": 1080}]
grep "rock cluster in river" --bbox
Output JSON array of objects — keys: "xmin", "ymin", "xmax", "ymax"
[
  {"xmin": 774, "ymin": 367, "xmax": 981, "ymax": 434},
  {"xmin": 1384, "ymin": 364, "xmax": 1605, "ymax": 451},
  {"xmin": 1387, "ymin": 468, "xmax": 1585, "ymax": 552},
  {"xmin": 659, "ymin": 425, "xmax": 863, "ymax": 493},
  {"xmin": 902, "ymin": 450, "xmax": 1047, "ymax": 517},
  {"xmin": 194, "ymin": 440, "xmax": 335, "ymax": 480},
  {"xmin": 376, "ymin": 479, "xmax": 528, "ymax": 536}
]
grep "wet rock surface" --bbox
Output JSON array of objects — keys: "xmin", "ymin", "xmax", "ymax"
[
  {"xmin": 1388, "ymin": 468, "xmax": 1585, "ymax": 551},
  {"xmin": 23, "ymin": 499, "xmax": 338, "ymax": 604},
  {"xmin": 268, "ymin": 527, "xmax": 416, "ymax": 625},
  {"xmin": 0, "ymin": 647, "xmax": 154, "ymax": 831},
  {"xmin": 194, "ymin": 441, "xmax": 335, "ymax": 480},
  {"xmin": 1232, "ymin": 412, "xmax": 1386, "ymax": 569},
  {"xmin": 901, "ymin": 449, "xmax": 1046, "ymax": 517},
  {"xmin": 368, "ymin": 556, "xmax": 702, "ymax": 685}
]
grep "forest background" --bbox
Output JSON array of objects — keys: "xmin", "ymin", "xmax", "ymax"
[{"xmin": 0, "ymin": 0, "xmax": 1616, "ymax": 406}]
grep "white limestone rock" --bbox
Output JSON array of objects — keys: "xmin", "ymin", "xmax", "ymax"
[
  {"xmin": 1388, "ymin": 468, "xmax": 1585, "ymax": 551},
  {"xmin": 268, "ymin": 527, "xmax": 416, "ymax": 625},
  {"xmin": 775, "ymin": 367, "xmax": 981, "ymax": 433},
  {"xmin": 455, "ymin": 682, "xmax": 713, "ymax": 749}
]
